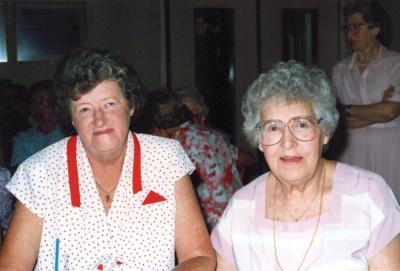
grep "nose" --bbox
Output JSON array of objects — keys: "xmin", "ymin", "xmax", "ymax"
[
  {"xmin": 281, "ymin": 125, "xmax": 296, "ymax": 148},
  {"xmin": 94, "ymin": 109, "xmax": 106, "ymax": 127}
]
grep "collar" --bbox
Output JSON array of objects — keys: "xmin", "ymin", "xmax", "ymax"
[
  {"xmin": 66, "ymin": 132, "xmax": 142, "ymax": 207},
  {"xmin": 348, "ymin": 44, "xmax": 385, "ymax": 70}
]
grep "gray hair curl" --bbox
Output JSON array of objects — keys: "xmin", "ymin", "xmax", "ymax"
[{"xmin": 241, "ymin": 60, "xmax": 339, "ymax": 147}]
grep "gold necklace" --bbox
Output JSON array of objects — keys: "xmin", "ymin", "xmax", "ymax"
[
  {"xmin": 272, "ymin": 161, "xmax": 326, "ymax": 271},
  {"xmin": 94, "ymin": 180, "xmax": 119, "ymax": 202},
  {"xmin": 285, "ymin": 185, "xmax": 319, "ymax": 222}
]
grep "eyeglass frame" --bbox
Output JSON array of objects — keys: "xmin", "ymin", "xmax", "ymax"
[
  {"xmin": 255, "ymin": 116, "xmax": 323, "ymax": 146},
  {"xmin": 341, "ymin": 23, "xmax": 372, "ymax": 34}
]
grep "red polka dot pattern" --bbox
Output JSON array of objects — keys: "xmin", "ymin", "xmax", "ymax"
[{"xmin": 7, "ymin": 133, "xmax": 195, "ymax": 270}]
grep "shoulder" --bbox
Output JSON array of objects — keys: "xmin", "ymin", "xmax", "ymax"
[
  {"xmin": 333, "ymin": 54, "xmax": 353, "ymax": 71},
  {"xmin": 135, "ymin": 133, "xmax": 191, "ymax": 164},
  {"xmin": 12, "ymin": 127, "xmax": 35, "ymax": 141},
  {"xmin": 136, "ymin": 133, "xmax": 182, "ymax": 151},
  {"xmin": 334, "ymin": 162, "xmax": 397, "ymax": 203},
  {"xmin": 17, "ymin": 137, "xmax": 69, "ymax": 171},
  {"xmin": 378, "ymin": 46, "xmax": 400, "ymax": 68},
  {"xmin": 230, "ymin": 173, "xmax": 266, "ymax": 201}
]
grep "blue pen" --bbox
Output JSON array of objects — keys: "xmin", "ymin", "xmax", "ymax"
[{"xmin": 55, "ymin": 238, "xmax": 60, "ymax": 271}]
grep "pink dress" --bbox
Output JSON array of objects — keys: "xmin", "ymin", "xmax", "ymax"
[
  {"xmin": 332, "ymin": 45, "xmax": 400, "ymax": 200},
  {"xmin": 211, "ymin": 163, "xmax": 400, "ymax": 270}
]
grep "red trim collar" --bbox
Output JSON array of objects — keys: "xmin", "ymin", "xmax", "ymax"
[{"xmin": 67, "ymin": 132, "xmax": 142, "ymax": 207}]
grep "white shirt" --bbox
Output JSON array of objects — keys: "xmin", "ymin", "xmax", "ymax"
[
  {"xmin": 7, "ymin": 133, "xmax": 195, "ymax": 270},
  {"xmin": 332, "ymin": 45, "xmax": 400, "ymax": 128}
]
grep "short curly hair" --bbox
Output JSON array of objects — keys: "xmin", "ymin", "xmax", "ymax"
[
  {"xmin": 241, "ymin": 60, "xmax": 339, "ymax": 148},
  {"xmin": 172, "ymin": 86, "xmax": 209, "ymax": 117},
  {"xmin": 53, "ymin": 47, "xmax": 145, "ymax": 124},
  {"xmin": 145, "ymin": 90, "xmax": 193, "ymax": 130}
]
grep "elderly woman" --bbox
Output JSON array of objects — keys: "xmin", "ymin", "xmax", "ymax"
[
  {"xmin": 144, "ymin": 90, "xmax": 254, "ymax": 230},
  {"xmin": 0, "ymin": 47, "xmax": 215, "ymax": 270},
  {"xmin": 211, "ymin": 61, "xmax": 400, "ymax": 270},
  {"xmin": 172, "ymin": 86, "xmax": 209, "ymax": 126},
  {"xmin": 332, "ymin": 0, "xmax": 400, "ymax": 200}
]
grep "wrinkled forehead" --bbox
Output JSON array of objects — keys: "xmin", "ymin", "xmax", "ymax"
[{"xmin": 260, "ymin": 97, "xmax": 315, "ymax": 121}]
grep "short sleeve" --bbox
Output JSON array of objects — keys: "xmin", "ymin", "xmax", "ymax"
[
  {"xmin": 366, "ymin": 176, "xmax": 400, "ymax": 258},
  {"xmin": 6, "ymin": 159, "xmax": 49, "ymax": 219},
  {"xmin": 170, "ymin": 139, "xmax": 196, "ymax": 181},
  {"xmin": 210, "ymin": 200, "xmax": 236, "ymax": 265}
]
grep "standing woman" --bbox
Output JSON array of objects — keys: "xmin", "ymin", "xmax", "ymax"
[
  {"xmin": 211, "ymin": 61, "xmax": 400, "ymax": 270},
  {"xmin": 0, "ymin": 47, "xmax": 215, "ymax": 270},
  {"xmin": 332, "ymin": 0, "xmax": 400, "ymax": 199}
]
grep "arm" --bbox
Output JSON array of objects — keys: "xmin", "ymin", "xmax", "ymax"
[
  {"xmin": 368, "ymin": 234, "xmax": 400, "ymax": 270},
  {"xmin": 0, "ymin": 200, "xmax": 42, "ymax": 270},
  {"xmin": 344, "ymin": 86, "xmax": 400, "ymax": 128},
  {"xmin": 174, "ymin": 175, "xmax": 216, "ymax": 271},
  {"xmin": 216, "ymin": 252, "xmax": 236, "ymax": 271}
]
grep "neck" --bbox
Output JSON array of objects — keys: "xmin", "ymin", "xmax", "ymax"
[
  {"xmin": 274, "ymin": 159, "xmax": 324, "ymax": 197},
  {"xmin": 356, "ymin": 41, "xmax": 380, "ymax": 65},
  {"xmin": 36, "ymin": 120, "xmax": 58, "ymax": 134}
]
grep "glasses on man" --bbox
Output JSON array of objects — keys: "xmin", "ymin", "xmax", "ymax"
[
  {"xmin": 256, "ymin": 116, "xmax": 323, "ymax": 146},
  {"xmin": 341, "ymin": 23, "xmax": 370, "ymax": 34}
]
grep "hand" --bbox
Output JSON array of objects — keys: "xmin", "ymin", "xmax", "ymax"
[{"xmin": 382, "ymin": 86, "xmax": 395, "ymax": 101}]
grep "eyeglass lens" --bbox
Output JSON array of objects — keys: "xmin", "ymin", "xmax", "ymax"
[
  {"xmin": 342, "ymin": 23, "xmax": 367, "ymax": 34},
  {"xmin": 258, "ymin": 117, "xmax": 319, "ymax": 146}
]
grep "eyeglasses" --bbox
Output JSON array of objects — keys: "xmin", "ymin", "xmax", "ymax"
[
  {"xmin": 341, "ymin": 23, "xmax": 370, "ymax": 34},
  {"xmin": 256, "ymin": 116, "xmax": 323, "ymax": 146}
]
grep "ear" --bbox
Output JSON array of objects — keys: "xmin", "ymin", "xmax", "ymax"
[
  {"xmin": 371, "ymin": 25, "xmax": 380, "ymax": 36},
  {"xmin": 129, "ymin": 108, "xmax": 134, "ymax": 117},
  {"xmin": 258, "ymin": 141, "xmax": 264, "ymax": 152},
  {"xmin": 323, "ymin": 134, "xmax": 330, "ymax": 145}
]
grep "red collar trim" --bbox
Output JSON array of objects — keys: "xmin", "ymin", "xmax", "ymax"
[{"xmin": 66, "ymin": 132, "xmax": 142, "ymax": 207}]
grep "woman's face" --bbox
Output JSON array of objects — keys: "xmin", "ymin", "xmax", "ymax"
[
  {"xmin": 258, "ymin": 98, "xmax": 329, "ymax": 185},
  {"xmin": 346, "ymin": 12, "xmax": 379, "ymax": 52},
  {"xmin": 71, "ymin": 80, "xmax": 134, "ymax": 160}
]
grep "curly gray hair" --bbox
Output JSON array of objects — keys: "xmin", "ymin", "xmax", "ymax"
[{"xmin": 241, "ymin": 60, "xmax": 339, "ymax": 147}]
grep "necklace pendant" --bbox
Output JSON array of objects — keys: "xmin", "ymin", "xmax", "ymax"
[{"xmin": 105, "ymin": 194, "xmax": 110, "ymax": 202}]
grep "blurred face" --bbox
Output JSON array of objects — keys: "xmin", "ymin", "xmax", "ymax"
[
  {"xmin": 258, "ymin": 97, "xmax": 329, "ymax": 185},
  {"xmin": 346, "ymin": 12, "xmax": 379, "ymax": 52},
  {"xmin": 71, "ymin": 80, "xmax": 134, "ymax": 160},
  {"xmin": 181, "ymin": 97, "xmax": 206, "ymax": 125},
  {"xmin": 31, "ymin": 90, "xmax": 57, "ymax": 122}
]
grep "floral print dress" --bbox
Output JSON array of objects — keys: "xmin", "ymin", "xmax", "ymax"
[{"xmin": 173, "ymin": 122, "xmax": 243, "ymax": 229}]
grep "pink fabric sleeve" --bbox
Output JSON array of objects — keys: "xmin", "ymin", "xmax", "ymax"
[{"xmin": 366, "ymin": 177, "xmax": 400, "ymax": 258}]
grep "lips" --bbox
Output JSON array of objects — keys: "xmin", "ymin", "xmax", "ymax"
[
  {"xmin": 280, "ymin": 156, "xmax": 302, "ymax": 163},
  {"xmin": 93, "ymin": 128, "xmax": 113, "ymax": 136}
]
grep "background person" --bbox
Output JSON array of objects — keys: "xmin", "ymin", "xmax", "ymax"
[
  {"xmin": 0, "ymin": 167, "xmax": 13, "ymax": 247},
  {"xmin": 0, "ymin": 47, "xmax": 215, "ymax": 270},
  {"xmin": 211, "ymin": 61, "xmax": 400, "ymax": 270},
  {"xmin": 332, "ymin": 0, "xmax": 400, "ymax": 199},
  {"xmin": 172, "ymin": 86, "xmax": 209, "ymax": 126},
  {"xmin": 145, "ymin": 90, "xmax": 254, "ymax": 230},
  {"xmin": 10, "ymin": 80, "xmax": 67, "ymax": 170}
]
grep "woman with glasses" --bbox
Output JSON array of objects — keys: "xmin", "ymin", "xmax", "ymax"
[
  {"xmin": 332, "ymin": 1, "xmax": 400, "ymax": 200},
  {"xmin": 211, "ymin": 60, "xmax": 400, "ymax": 270}
]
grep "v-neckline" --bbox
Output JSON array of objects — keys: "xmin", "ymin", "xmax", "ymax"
[{"xmin": 66, "ymin": 132, "xmax": 142, "ymax": 208}]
